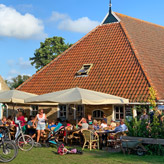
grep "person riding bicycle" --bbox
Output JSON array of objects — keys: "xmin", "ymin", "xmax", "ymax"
[{"xmin": 33, "ymin": 109, "xmax": 47, "ymax": 143}]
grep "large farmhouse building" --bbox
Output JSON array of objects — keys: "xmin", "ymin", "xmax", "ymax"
[
  {"xmin": 16, "ymin": 5, "xmax": 164, "ymax": 122},
  {"xmin": 0, "ymin": 76, "xmax": 9, "ymax": 92},
  {"xmin": 0, "ymin": 75, "xmax": 10, "ymax": 118}
]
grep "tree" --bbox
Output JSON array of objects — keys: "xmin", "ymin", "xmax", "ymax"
[
  {"xmin": 148, "ymin": 87, "xmax": 157, "ymax": 111},
  {"xmin": 6, "ymin": 75, "xmax": 30, "ymax": 89},
  {"xmin": 30, "ymin": 36, "xmax": 72, "ymax": 71}
]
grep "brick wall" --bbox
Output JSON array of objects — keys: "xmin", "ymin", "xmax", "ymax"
[
  {"xmin": 38, "ymin": 106, "xmax": 58, "ymax": 120},
  {"xmin": 5, "ymin": 104, "xmax": 113, "ymax": 124},
  {"xmin": 85, "ymin": 104, "xmax": 113, "ymax": 124}
]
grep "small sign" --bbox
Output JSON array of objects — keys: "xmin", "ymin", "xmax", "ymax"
[{"xmin": 158, "ymin": 105, "xmax": 164, "ymax": 110}]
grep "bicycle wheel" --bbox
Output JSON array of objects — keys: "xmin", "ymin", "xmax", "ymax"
[
  {"xmin": 17, "ymin": 135, "xmax": 34, "ymax": 151},
  {"xmin": 0, "ymin": 140, "xmax": 18, "ymax": 163}
]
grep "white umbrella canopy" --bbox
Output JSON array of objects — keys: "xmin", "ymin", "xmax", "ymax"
[
  {"xmin": 25, "ymin": 87, "xmax": 129, "ymax": 105},
  {"xmin": 0, "ymin": 90, "xmax": 37, "ymax": 104}
]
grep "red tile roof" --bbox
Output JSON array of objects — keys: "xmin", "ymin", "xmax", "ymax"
[
  {"xmin": 17, "ymin": 13, "xmax": 164, "ymax": 102},
  {"xmin": 116, "ymin": 13, "xmax": 164, "ymax": 100}
]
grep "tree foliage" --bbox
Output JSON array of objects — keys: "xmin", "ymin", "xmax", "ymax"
[
  {"xmin": 30, "ymin": 36, "xmax": 72, "ymax": 71},
  {"xmin": 148, "ymin": 87, "xmax": 157, "ymax": 110},
  {"xmin": 6, "ymin": 75, "xmax": 30, "ymax": 89}
]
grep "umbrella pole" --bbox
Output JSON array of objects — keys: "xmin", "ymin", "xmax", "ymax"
[{"xmin": 12, "ymin": 103, "xmax": 16, "ymax": 118}]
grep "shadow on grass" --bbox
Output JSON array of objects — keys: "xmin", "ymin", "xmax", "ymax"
[{"xmin": 82, "ymin": 148, "xmax": 164, "ymax": 164}]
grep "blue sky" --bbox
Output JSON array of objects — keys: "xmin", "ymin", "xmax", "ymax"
[{"xmin": 0, "ymin": 0, "xmax": 164, "ymax": 81}]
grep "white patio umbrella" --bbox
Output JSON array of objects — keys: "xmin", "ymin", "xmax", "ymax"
[
  {"xmin": 25, "ymin": 87, "xmax": 129, "ymax": 105},
  {"xmin": 0, "ymin": 90, "xmax": 37, "ymax": 104}
]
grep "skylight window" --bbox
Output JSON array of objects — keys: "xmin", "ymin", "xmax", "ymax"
[{"xmin": 76, "ymin": 64, "xmax": 93, "ymax": 77}]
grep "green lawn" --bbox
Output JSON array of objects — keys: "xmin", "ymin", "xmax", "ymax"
[{"xmin": 9, "ymin": 147, "xmax": 164, "ymax": 164}]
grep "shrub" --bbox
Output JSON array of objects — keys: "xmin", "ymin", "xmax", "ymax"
[{"xmin": 125, "ymin": 114, "xmax": 164, "ymax": 155}]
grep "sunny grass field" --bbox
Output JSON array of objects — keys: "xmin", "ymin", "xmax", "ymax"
[{"xmin": 8, "ymin": 146, "xmax": 164, "ymax": 164}]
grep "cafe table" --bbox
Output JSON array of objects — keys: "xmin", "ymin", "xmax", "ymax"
[{"xmin": 96, "ymin": 130, "xmax": 115, "ymax": 150}]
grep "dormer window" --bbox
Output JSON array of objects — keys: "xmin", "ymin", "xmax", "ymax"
[{"xmin": 76, "ymin": 64, "xmax": 93, "ymax": 77}]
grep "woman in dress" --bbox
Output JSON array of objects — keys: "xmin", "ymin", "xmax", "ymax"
[{"xmin": 34, "ymin": 109, "xmax": 47, "ymax": 143}]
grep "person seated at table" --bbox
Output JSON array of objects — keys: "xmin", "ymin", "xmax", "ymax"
[
  {"xmin": 93, "ymin": 119, "xmax": 99, "ymax": 131},
  {"xmin": 103, "ymin": 114, "xmax": 107, "ymax": 124},
  {"xmin": 87, "ymin": 114, "xmax": 93, "ymax": 125},
  {"xmin": 47, "ymin": 120, "xmax": 56, "ymax": 131},
  {"xmin": 66, "ymin": 120, "xmax": 72, "ymax": 127},
  {"xmin": 110, "ymin": 120, "xmax": 116, "ymax": 129},
  {"xmin": 113, "ymin": 122, "xmax": 122, "ymax": 133},
  {"xmin": 27, "ymin": 116, "xmax": 36, "ymax": 139},
  {"xmin": 78, "ymin": 118, "xmax": 89, "ymax": 130},
  {"xmin": 63, "ymin": 120, "xmax": 73, "ymax": 137},
  {"xmin": 7, "ymin": 116, "xmax": 15, "ymax": 127},
  {"xmin": 108, "ymin": 122, "xmax": 122, "ymax": 140},
  {"xmin": 100, "ymin": 120, "xmax": 107, "ymax": 129},
  {"xmin": 47, "ymin": 120, "xmax": 52, "ymax": 129},
  {"xmin": 0, "ymin": 116, "xmax": 7, "ymax": 126},
  {"xmin": 108, "ymin": 120, "xmax": 115, "ymax": 130},
  {"xmin": 120, "ymin": 119, "xmax": 128, "ymax": 132}
]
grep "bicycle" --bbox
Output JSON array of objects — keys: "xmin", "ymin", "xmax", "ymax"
[
  {"xmin": 14, "ymin": 121, "xmax": 34, "ymax": 151},
  {"xmin": 0, "ymin": 126, "xmax": 18, "ymax": 163}
]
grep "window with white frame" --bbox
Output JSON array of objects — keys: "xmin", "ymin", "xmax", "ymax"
[
  {"xmin": 59, "ymin": 105, "xmax": 67, "ymax": 119},
  {"xmin": 114, "ymin": 106, "xmax": 124, "ymax": 120},
  {"xmin": 76, "ymin": 105, "xmax": 84, "ymax": 120},
  {"xmin": 30, "ymin": 105, "xmax": 38, "ymax": 116},
  {"xmin": 93, "ymin": 110, "xmax": 104, "ymax": 119}
]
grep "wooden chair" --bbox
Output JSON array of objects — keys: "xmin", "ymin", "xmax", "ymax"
[
  {"xmin": 82, "ymin": 130, "xmax": 99, "ymax": 150},
  {"xmin": 70, "ymin": 130, "xmax": 81, "ymax": 145},
  {"xmin": 40, "ymin": 129, "xmax": 50, "ymax": 142},
  {"xmin": 107, "ymin": 131, "xmax": 123, "ymax": 149}
]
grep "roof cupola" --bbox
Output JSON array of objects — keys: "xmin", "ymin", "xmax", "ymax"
[{"xmin": 101, "ymin": 0, "xmax": 120, "ymax": 25}]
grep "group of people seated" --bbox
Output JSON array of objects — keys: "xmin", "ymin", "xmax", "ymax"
[
  {"xmin": 0, "ymin": 110, "xmax": 128, "ymax": 146},
  {"xmin": 77, "ymin": 114, "xmax": 128, "ymax": 133},
  {"xmin": 77, "ymin": 114, "xmax": 128, "ymax": 149}
]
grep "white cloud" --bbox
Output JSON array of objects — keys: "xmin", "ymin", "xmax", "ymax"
[
  {"xmin": 49, "ymin": 11, "xmax": 100, "ymax": 33},
  {"xmin": 7, "ymin": 58, "xmax": 33, "ymax": 70},
  {"xmin": 0, "ymin": 4, "xmax": 47, "ymax": 39},
  {"xmin": 49, "ymin": 11, "xmax": 69, "ymax": 22}
]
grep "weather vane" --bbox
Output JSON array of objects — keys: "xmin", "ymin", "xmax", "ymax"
[
  {"xmin": 109, "ymin": 0, "xmax": 112, "ymax": 8},
  {"xmin": 109, "ymin": 0, "xmax": 112, "ymax": 15}
]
